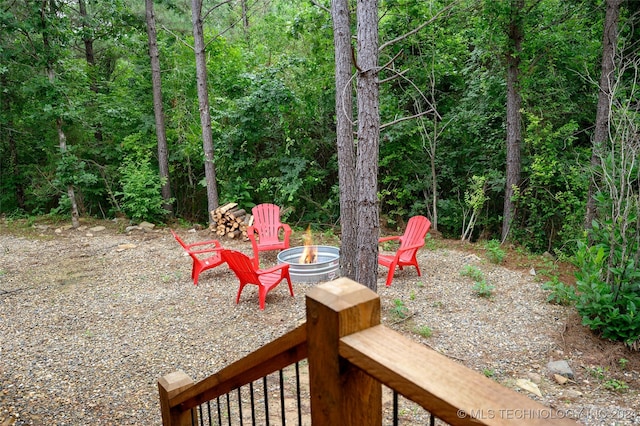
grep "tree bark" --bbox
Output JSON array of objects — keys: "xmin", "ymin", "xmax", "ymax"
[
  {"xmin": 331, "ymin": 0, "xmax": 357, "ymax": 280},
  {"xmin": 42, "ymin": 0, "xmax": 80, "ymax": 228},
  {"xmin": 355, "ymin": 0, "xmax": 380, "ymax": 291},
  {"xmin": 501, "ymin": 0, "xmax": 524, "ymax": 242},
  {"xmin": 146, "ymin": 0, "xmax": 173, "ymax": 216},
  {"xmin": 584, "ymin": 0, "xmax": 623, "ymax": 229},
  {"xmin": 191, "ymin": 0, "xmax": 219, "ymax": 220},
  {"xmin": 78, "ymin": 0, "xmax": 103, "ymax": 143}
]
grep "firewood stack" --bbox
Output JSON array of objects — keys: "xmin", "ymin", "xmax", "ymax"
[{"xmin": 209, "ymin": 203, "xmax": 254, "ymax": 239}]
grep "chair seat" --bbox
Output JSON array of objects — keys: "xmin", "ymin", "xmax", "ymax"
[{"xmin": 221, "ymin": 249, "xmax": 294, "ymax": 310}]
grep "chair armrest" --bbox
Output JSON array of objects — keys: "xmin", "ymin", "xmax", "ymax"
[
  {"xmin": 247, "ymin": 226, "xmax": 257, "ymax": 240},
  {"xmin": 281, "ymin": 223, "xmax": 292, "ymax": 233},
  {"xmin": 378, "ymin": 235, "xmax": 401, "ymax": 243},
  {"xmin": 397, "ymin": 242, "xmax": 425, "ymax": 252},
  {"xmin": 258, "ymin": 263, "xmax": 289, "ymax": 275},
  {"xmin": 186, "ymin": 239, "xmax": 221, "ymax": 249}
]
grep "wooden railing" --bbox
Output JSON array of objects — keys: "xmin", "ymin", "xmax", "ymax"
[{"xmin": 159, "ymin": 278, "xmax": 578, "ymax": 425}]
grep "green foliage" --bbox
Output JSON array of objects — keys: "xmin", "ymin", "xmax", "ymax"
[
  {"xmin": 415, "ymin": 325, "xmax": 432, "ymax": 339},
  {"xmin": 484, "ymin": 239, "xmax": 505, "ymax": 264},
  {"xmin": 472, "ymin": 280, "xmax": 495, "ymax": 299},
  {"xmin": 460, "ymin": 264, "xmax": 494, "ymax": 298},
  {"xmin": 482, "ymin": 368, "xmax": 495, "ymax": 378},
  {"xmin": 116, "ymin": 155, "xmax": 171, "ymax": 223},
  {"xmin": 460, "ymin": 265, "xmax": 484, "ymax": 281},
  {"xmin": 618, "ymin": 358, "xmax": 629, "ymax": 370},
  {"xmin": 574, "ymin": 239, "xmax": 640, "ymax": 346},
  {"xmin": 390, "ymin": 299, "xmax": 409, "ymax": 319},
  {"xmin": 585, "ymin": 366, "xmax": 628, "ymax": 392},
  {"xmin": 541, "ymin": 277, "xmax": 576, "ymax": 306}
]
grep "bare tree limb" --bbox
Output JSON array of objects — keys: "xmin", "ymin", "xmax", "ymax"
[
  {"xmin": 310, "ymin": 0, "xmax": 330, "ymax": 14},
  {"xmin": 380, "ymin": 111, "xmax": 432, "ymax": 131},
  {"xmin": 379, "ymin": 68, "xmax": 408, "ymax": 84},
  {"xmin": 202, "ymin": 0, "xmax": 234, "ymax": 22},
  {"xmin": 378, "ymin": 0, "xmax": 458, "ymax": 52}
]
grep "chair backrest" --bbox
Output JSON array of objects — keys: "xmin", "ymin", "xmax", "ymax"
[
  {"xmin": 252, "ymin": 203, "xmax": 283, "ymax": 242},
  {"xmin": 221, "ymin": 250, "xmax": 259, "ymax": 283},
  {"xmin": 399, "ymin": 216, "xmax": 432, "ymax": 250}
]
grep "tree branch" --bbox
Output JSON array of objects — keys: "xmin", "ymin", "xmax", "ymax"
[
  {"xmin": 378, "ymin": 0, "xmax": 458, "ymax": 52},
  {"xmin": 380, "ymin": 111, "xmax": 432, "ymax": 131},
  {"xmin": 310, "ymin": 0, "xmax": 330, "ymax": 14}
]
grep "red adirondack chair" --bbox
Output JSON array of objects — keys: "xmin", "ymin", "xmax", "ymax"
[
  {"xmin": 170, "ymin": 229, "xmax": 224, "ymax": 285},
  {"xmin": 220, "ymin": 249, "xmax": 294, "ymax": 310},
  {"xmin": 247, "ymin": 203, "xmax": 292, "ymax": 268},
  {"xmin": 378, "ymin": 216, "xmax": 432, "ymax": 287}
]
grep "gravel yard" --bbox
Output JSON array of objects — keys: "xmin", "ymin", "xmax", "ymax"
[{"xmin": 0, "ymin": 219, "xmax": 638, "ymax": 425}]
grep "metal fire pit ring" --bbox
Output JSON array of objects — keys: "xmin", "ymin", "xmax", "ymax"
[{"xmin": 277, "ymin": 245, "xmax": 340, "ymax": 283}]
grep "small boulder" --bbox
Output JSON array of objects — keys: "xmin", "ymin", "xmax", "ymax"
[{"xmin": 547, "ymin": 360, "xmax": 574, "ymax": 379}]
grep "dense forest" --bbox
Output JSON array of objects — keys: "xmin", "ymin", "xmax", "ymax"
[{"xmin": 1, "ymin": 1, "xmax": 638, "ymax": 343}]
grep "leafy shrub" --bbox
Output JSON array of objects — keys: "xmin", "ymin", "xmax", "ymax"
[
  {"xmin": 390, "ymin": 299, "xmax": 409, "ymax": 319},
  {"xmin": 472, "ymin": 280, "xmax": 495, "ymax": 298},
  {"xmin": 116, "ymin": 157, "xmax": 171, "ymax": 223},
  {"xmin": 484, "ymin": 239, "xmax": 505, "ymax": 264},
  {"xmin": 460, "ymin": 264, "xmax": 484, "ymax": 281},
  {"xmin": 574, "ymin": 240, "xmax": 640, "ymax": 346},
  {"xmin": 541, "ymin": 277, "xmax": 576, "ymax": 306}
]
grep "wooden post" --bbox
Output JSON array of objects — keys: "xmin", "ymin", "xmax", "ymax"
[
  {"xmin": 158, "ymin": 371, "xmax": 195, "ymax": 426},
  {"xmin": 306, "ymin": 278, "xmax": 382, "ymax": 425}
]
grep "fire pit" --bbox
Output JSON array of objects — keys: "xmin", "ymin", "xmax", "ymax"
[{"xmin": 277, "ymin": 245, "xmax": 340, "ymax": 283}]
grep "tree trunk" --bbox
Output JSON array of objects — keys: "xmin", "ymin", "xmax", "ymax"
[
  {"xmin": 78, "ymin": 0, "xmax": 103, "ymax": 143},
  {"xmin": 42, "ymin": 0, "xmax": 80, "ymax": 229},
  {"xmin": 331, "ymin": 0, "xmax": 357, "ymax": 280},
  {"xmin": 146, "ymin": 0, "xmax": 173, "ymax": 216},
  {"xmin": 501, "ymin": 0, "xmax": 524, "ymax": 242},
  {"xmin": 191, "ymin": 0, "xmax": 219, "ymax": 220},
  {"xmin": 584, "ymin": 0, "xmax": 623, "ymax": 229},
  {"xmin": 355, "ymin": 0, "xmax": 380, "ymax": 291}
]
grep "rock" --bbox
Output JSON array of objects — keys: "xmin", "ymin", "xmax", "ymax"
[
  {"xmin": 529, "ymin": 268, "xmax": 536, "ymax": 276},
  {"xmin": 116, "ymin": 244, "xmax": 137, "ymax": 252},
  {"xmin": 515, "ymin": 378, "xmax": 542, "ymax": 397},
  {"xmin": 88, "ymin": 226, "xmax": 106, "ymax": 232},
  {"xmin": 547, "ymin": 360, "xmax": 574, "ymax": 379},
  {"xmin": 125, "ymin": 225, "xmax": 141, "ymax": 233},
  {"xmin": 138, "ymin": 221, "xmax": 155, "ymax": 230},
  {"xmin": 554, "ymin": 373, "xmax": 569, "ymax": 384},
  {"xmin": 527, "ymin": 372, "xmax": 542, "ymax": 384}
]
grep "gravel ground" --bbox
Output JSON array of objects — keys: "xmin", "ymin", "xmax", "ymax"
[{"xmin": 0, "ymin": 220, "xmax": 638, "ymax": 425}]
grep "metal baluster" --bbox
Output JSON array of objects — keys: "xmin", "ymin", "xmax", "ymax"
[
  {"xmin": 393, "ymin": 390, "xmax": 398, "ymax": 426},
  {"xmin": 249, "ymin": 381, "xmax": 256, "ymax": 426},
  {"xmin": 198, "ymin": 404, "xmax": 204, "ymax": 426},
  {"xmin": 279, "ymin": 369, "xmax": 285, "ymax": 425},
  {"xmin": 206, "ymin": 401, "xmax": 212, "ymax": 426},
  {"xmin": 216, "ymin": 396, "xmax": 222, "ymax": 425},
  {"xmin": 295, "ymin": 362, "xmax": 302, "ymax": 426},
  {"xmin": 263, "ymin": 376, "xmax": 270, "ymax": 426},
  {"xmin": 226, "ymin": 393, "xmax": 231, "ymax": 426},
  {"xmin": 237, "ymin": 387, "xmax": 244, "ymax": 426}
]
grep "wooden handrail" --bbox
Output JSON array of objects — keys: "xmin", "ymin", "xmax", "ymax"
[
  {"xmin": 160, "ymin": 279, "xmax": 579, "ymax": 425},
  {"xmin": 340, "ymin": 324, "xmax": 577, "ymax": 425},
  {"xmin": 169, "ymin": 323, "xmax": 307, "ymax": 412}
]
